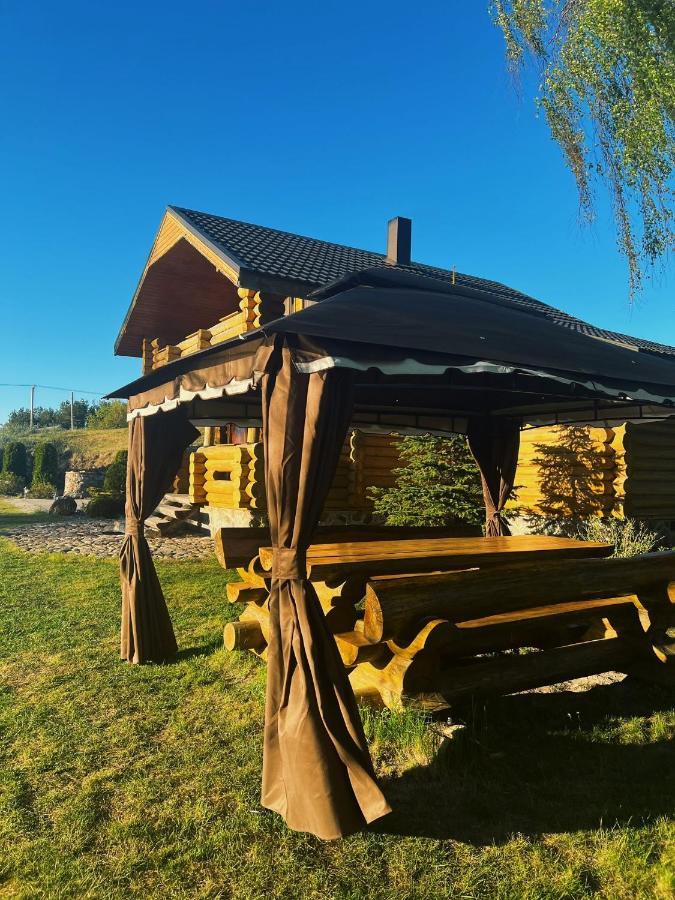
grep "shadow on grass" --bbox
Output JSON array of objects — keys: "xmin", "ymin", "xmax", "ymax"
[
  {"xmin": 174, "ymin": 637, "xmax": 224, "ymax": 661},
  {"xmin": 374, "ymin": 679, "xmax": 675, "ymax": 844}
]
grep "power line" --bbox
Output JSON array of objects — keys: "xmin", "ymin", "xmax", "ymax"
[{"xmin": 0, "ymin": 382, "xmax": 105, "ymax": 396}]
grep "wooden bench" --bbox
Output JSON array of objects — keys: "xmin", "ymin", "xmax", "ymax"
[{"xmin": 348, "ymin": 551, "xmax": 675, "ymax": 708}]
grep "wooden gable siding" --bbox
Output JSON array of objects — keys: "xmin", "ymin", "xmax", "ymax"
[
  {"xmin": 117, "ymin": 210, "xmax": 292, "ymax": 359},
  {"xmin": 147, "ymin": 210, "xmax": 239, "ymax": 282},
  {"xmin": 117, "ymin": 211, "xmax": 242, "ymax": 358},
  {"xmin": 121, "ymin": 238, "xmax": 242, "ymax": 356}
]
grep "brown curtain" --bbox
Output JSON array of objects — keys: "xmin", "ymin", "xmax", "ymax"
[
  {"xmin": 120, "ymin": 407, "xmax": 199, "ymax": 664},
  {"xmin": 467, "ymin": 417, "xmax": 520, "ymax": 537},
  {"xmin": 260, "ymin": 344, "xmax": 391, "ymax": 840}
]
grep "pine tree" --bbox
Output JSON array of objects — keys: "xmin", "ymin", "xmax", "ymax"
[
  {"xmin": 103, "ymin": 450, "xmax": 128, "ymax": 496},
  {"xmin": 369, "ymin": 434, "xmax": 484, "ymax": 527},
  {"xmin": 2, "ymin": 442, "xmax": 27, "ymax": 479},
  {"xmin": 32, "ymin": 442, "xmax": 58, "ymax": 487}
]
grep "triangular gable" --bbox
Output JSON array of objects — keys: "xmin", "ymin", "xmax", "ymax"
[{"xmin": 115, "ymin": 210, "xmax": 243, "ymax": 357}]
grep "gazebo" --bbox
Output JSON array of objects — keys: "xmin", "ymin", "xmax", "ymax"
[{"xmin": 108, "ymin": 265, "xmax": 675, "ymax": 840}]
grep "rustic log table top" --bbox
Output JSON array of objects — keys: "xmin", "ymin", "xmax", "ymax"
[{"xmin": 257, "ymin": 535, "xmax": 614, "ymax": 580}]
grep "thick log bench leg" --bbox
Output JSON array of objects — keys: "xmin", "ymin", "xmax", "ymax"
[
  {"xmin": 335, "ymin": 632, "xmax": 390, "ymax": 668},
  {"xmin": 226, "ymin": 583, "xmax": 268, "ymax": 604},
  {"xmin": 637, "ymin": 587, "xmax": 675, "ymax": 663},
  {"xmin": 427, "ymin": 635, "xmax": 641, "ymax": 706},
  {"xmin": 626, "ymin": 587, "xmax": 675, "ymax": 687},
  {"xmin": 224, "ymin": 620, "xmax": 266, "ymax": 652},
  {"xmin": 349, "ymin": 620, "xmax": 454, "ymax": 709},
  {"xmin": 349, "ymin": 616, "xmax": 646, "ymax": 711}
]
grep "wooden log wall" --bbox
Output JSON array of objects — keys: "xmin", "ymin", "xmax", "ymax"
[
  {"xmin": 349, "ymin": 431, "xmax": 402, "ymax": 507},
  {"xmin": 617, "ymin": 420, "xmax": 675, "ymax": 519},
  {"xmin": 189, "ymin": 431, "xmax": 402, "ymax": 512},
  {"xmin": 508, "ymin": 425, "xmax": 617, "ymax": 518},
  {"xmin": 508, "ymin": 419, "xmax": 675, "ymax": 521},
  {"xmin": 171, "ymin": 449, "xmax": 192, "ymax": 495}
]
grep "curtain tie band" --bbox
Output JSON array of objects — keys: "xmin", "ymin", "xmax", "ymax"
[
  {"xmin": 272, "ymin": 547, "xmax": 307, "ymax": 580},
  {"xmin": 124, "ymin": 520, "xmax": 143, "ymax": 537}
]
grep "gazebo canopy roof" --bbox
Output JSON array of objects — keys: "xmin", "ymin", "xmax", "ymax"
[{"xmin": 108, "ymin": 267, "xmax": 675, "ymax": 431}]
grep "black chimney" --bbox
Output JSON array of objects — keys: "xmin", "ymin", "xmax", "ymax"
[{"xmin": 386, "ymin": 216, "xmax": 412, "ymax": 266}]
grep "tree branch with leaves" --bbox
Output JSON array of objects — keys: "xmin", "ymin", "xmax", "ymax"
[{"xmin": 492, "ymin": 0, "xmax": 674, "ymax": 296}]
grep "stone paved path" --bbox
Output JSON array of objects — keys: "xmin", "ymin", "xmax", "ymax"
[{"xmin": 1, "ymin": 516, "xmax": 214, "ymax": 560}]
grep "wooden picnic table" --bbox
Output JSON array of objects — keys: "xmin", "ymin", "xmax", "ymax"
[
  {"xmin": 256, "ymin": 535, "xmax": 614, "ymax": 582},
  {"xmin": 220, "ymin": 528, "xmax": 675, "ymax": 709}
]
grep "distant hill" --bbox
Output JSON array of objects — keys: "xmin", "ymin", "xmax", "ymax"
[{"xmin": 0, "ymin": 428, "xmax": 127, "ymax": 471}]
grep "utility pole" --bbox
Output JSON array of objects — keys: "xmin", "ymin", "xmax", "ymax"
[
  {"xmin": 70, "ymin": 391, "xmax": 74, "ymax": 430},
  {"xmin": 29, "ymin": 385, "xmax": 35, "ymax": 430}
]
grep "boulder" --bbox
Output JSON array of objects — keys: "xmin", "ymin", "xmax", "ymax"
[
  {"xmin": 63, "ymin": 469, "xmax": 105, "ymax": 498},
  {"xmin": 49, "ymin": 496, "xmax": 77, "ymax": 516}
]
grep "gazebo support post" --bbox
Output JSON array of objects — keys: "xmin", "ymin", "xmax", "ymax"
[
  {"xmin": 120, "ymin": 408, "xmax": 199, "ymax": 664},
  {"xmin": 260, "ymin": 343, "xmax": 391, "ymax": 840},
  {"xmin": 467, "ymin": 417, "xmax": 521, "ymax": 537}
]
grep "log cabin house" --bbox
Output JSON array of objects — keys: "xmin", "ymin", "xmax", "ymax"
[{"xmin": 116, "ymin": 206, "xmax": 675, "ymax": 532}]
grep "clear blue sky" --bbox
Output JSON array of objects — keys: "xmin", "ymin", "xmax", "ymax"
[{"xmin": 0, "ymin": 1, "xmax": 672, "ymax": 424}]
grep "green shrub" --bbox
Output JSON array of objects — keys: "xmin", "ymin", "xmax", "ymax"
[
  {"xmin": 86, "ymin": 401, "xmax": 127, "ymax": 429},
  {"xmin": 86, "ymin": 494, "xmax": 124, "ymax": 518},
  {"xmin": 369, "ymin": 434, "xmax": 484, "ymax": 527},
  {"xmin": 0, "ymin": 473, "xmax": 25, "ymax": 496},
  {"xmin": 32, "ymin": 442, "xmax": 58, "ymax": 486},
  {"xmin": 579, "ymin": 517, "xmax": 661, "ymax": 557},
  {"xmin": 103, "ymin": 450, "xmax": 128, "ymax": 496},
  {"xmin": 2, "ymin": 442, "xmax": 27, "ymax": 479},
  {"xmin": 26, "ymin": 479, "xmax": 57, "ymax": 499}
]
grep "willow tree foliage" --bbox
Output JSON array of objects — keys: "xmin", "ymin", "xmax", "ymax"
[{"xmin": 492, "ymin": 0, "xmax": 674, "ymax": 296}]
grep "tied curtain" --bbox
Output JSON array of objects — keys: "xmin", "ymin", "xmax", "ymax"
[
  {"xmin": 260, "ymin": 345, "xmax": 391, "ymax": 840},
  {"xmin": 467, "ymin": 417, "xmax": 520, "ymax": 537},
  {"xmin": 120, "ymin": 407, "xmax": 199, "ymax": 664}
]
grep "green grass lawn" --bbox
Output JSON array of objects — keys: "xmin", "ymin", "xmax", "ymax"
[{"xmin": 0, "ymin": 506, "xmax": 673, "ymax": 898}]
